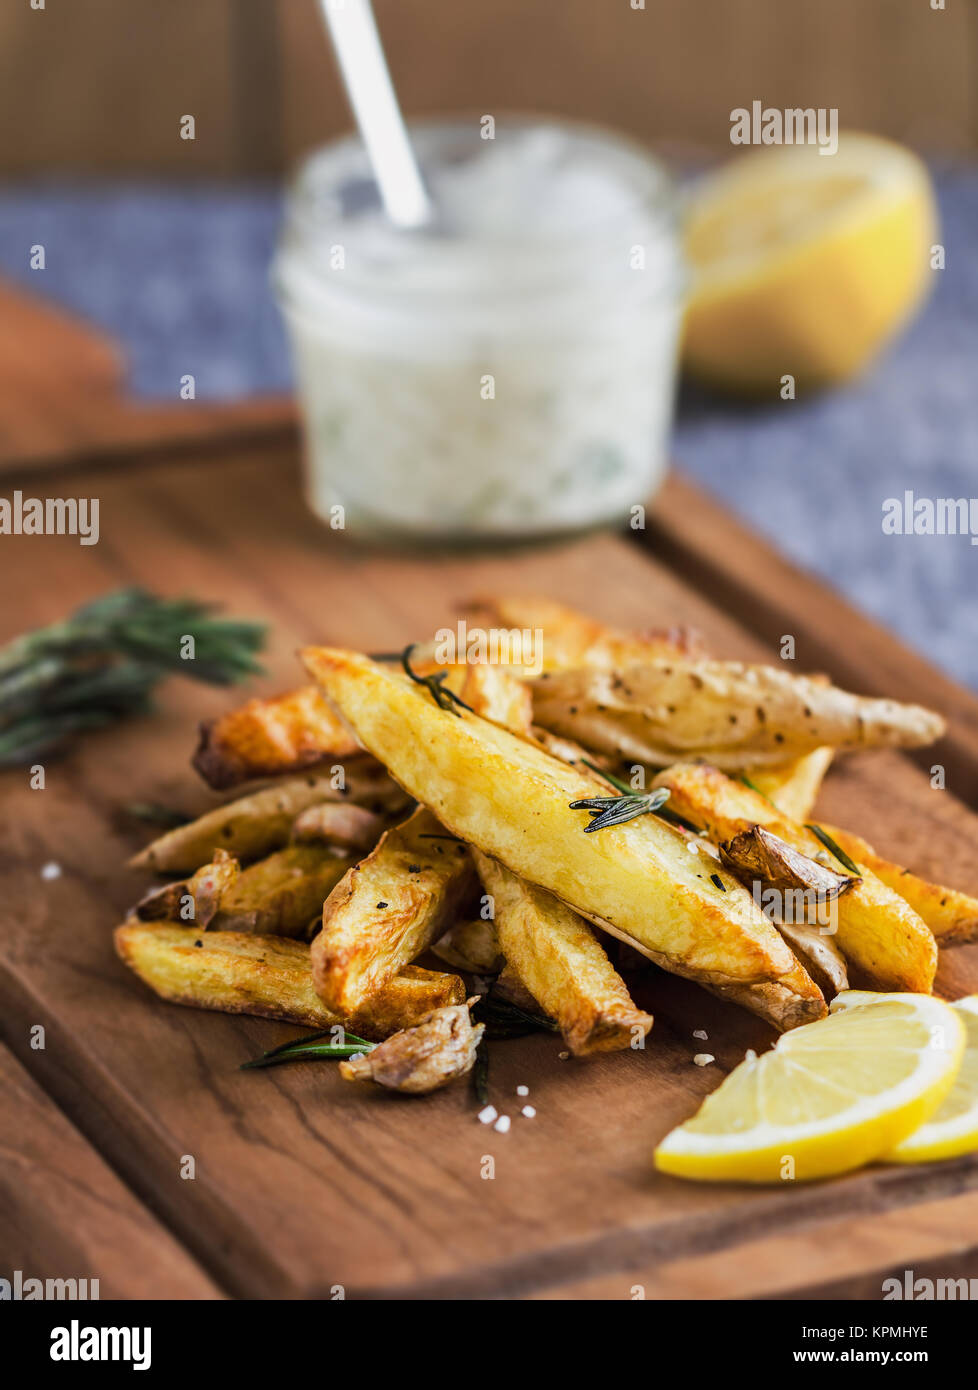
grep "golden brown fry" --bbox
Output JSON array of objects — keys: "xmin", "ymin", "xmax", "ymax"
[
  {"xmin": 431, "ymin": 917, "xmax": 504, "ymax": 974},
  {"xmin": 129, "ymin": 765, "xmax": 408, "ymax": 874},
  {"xmin": 290, "ymin": 801, "xmax": 385, "ymax": 854},
  {"xmin": 339, "ymin": 1002, "xmax": 484, "ymax": 1093},
  {"xmin": 134, "ymin": 848, "xmax": 240, "ymax": 927},
  {"xmin": 744, "ymin": 747, "xmax": 835, "ymax": 820},
  {"xmin": 821, "ymin": 824, "xmax": 978, "ymax": 947},
  {"xmin": 192, "ymin": 685, "xmax": 361, "ymax": 789},
  {"xmin": 302, "ymin": 645, "xmax": 797, "ymax": 989},
  {"xmin": 651, "ymin": 764, "xmax": 938, "ymax": 993},
  {"xmin": 459, "ymin": 663, "xmax": 534, "ymax": 736},
  {"xmin": 213, "ymin": 846, "xmax": 354, "ymax": 937},
  {"xmin": 313, "ymin": 806, "xmax": 476, "ymax": 1014},
  {"xmin": 463, "ymin": 595, "xmax": 701, "ymax": 672},
  {"xmin": 472, "ymin": 852, "xmax": 653, "ymax": 1055},
  {"xmin": 532, "ymin": 661, "xmax": 945, "ymax": 769},
  {"xmin": 114, "ymin": 923, "xmax": 466, "ymax": 1038}
]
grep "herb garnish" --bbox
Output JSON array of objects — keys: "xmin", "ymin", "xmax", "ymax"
[
  {"xmin": 241, "ymin": 1028, "xmax": 375, "ymax": 1070},
  {"xmin": 710, "ymin": 872, "xmax": 727, "ymax": 892},
  {"xmin": 569, "ymin": 760, "xmax": 675, "ymax": 833},
  {"xmin": 0, "ymin": 588, "xmax": 266, "ymax": 766},
  {"xmin": 400, "ymin": 643, "xmax": 474, "ymax": 716},
  {"xmin": 738, "ymin": 773, "xmax": 776, "ymax": 806},
  {"xmin": 805, "ymin": 824, "xmax": 861, "ymax": 875}
]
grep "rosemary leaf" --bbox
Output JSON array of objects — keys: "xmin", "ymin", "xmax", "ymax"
[
  {"xmin": 241, "ymin": 1028, "xmax": 375, "ymax": 1070},
  {"xmin": 805, "ymin": 824, "xmax": 861, "ymax": 875},
  {"xmin": 400, "ymin": 644, "xmax": 474, "ymax": 716}
]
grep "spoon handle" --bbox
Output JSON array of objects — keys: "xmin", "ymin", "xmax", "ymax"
[{"xmin": 320, "ymin": 0, "xmax": 434, "ymax": 230}]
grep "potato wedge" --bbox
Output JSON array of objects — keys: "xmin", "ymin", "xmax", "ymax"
[
  {"xmin": 134, "ymin": 848, "xmax": 239, "ymax": 927},
  {"xmin": 532, "ymin": 661, "xmax": 945, "ymax": 769},
  {"xmin": 301, "ymin": 648, "xmax": 797, "ymax": 988},
  {"xmin": 212, "ymin": 846, "xmax": 354, "ymax": 937},
  {"xmin": 463, "ymin": 595, "xmax": 701, "ymax": 672},
  {"xmin": 820, "ymin": 824, "xmax": 978, "ymax": 947},
  {"xmin": 313, "ymin": 806, "xmax": 476, "ymax": 1014},
  {"xmin": 472, "ymin": 851, "xmax": 653, "ymax": 1055},
  {"xmin": 744, "ymin": 747, "xmax": 835, "ymax": 820},
  {"xmin": 193, "ymin": 685, "xmax": 361, "ymax": 789},
  {"xmin": 113, "ymin": 923, "xmax": 465, "ymax": 1039},
  {"xmin": 459, "ymin": 664, "xmax": 534, "ymax": 736},
  {"xmin": 129, "ymin": 765, "xmax": 408, "ymax": 874},
  {"xmin": 705, "ymin": 960, "xmax": 828, "ymax": 1032},
  {"xmin": 651, "ymin": 764, "xmax": 938, "ymax": 993}
]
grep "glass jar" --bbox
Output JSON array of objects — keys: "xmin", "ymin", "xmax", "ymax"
[{"xmin": 274, "ymin": 116, "xmax": 683, "ymax": 544}]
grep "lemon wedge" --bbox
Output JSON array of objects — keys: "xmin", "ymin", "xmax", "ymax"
[
  {"xmin": 832, "ymin": 991, "xmax": 978, "ymax": 1164},
  {"xmin": 682, "ymin": 133, "xmax": 937, "ymax": 393},
  {"xmin": 655, "ymin": 995, "xmax": 964, "ymax": 1183}
]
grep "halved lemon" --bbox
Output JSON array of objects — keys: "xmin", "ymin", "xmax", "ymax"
[
  {"xmin": 682, "ymin": 133, "xmax": 937, "ymax": 393},
  {"xmin": 832, "ymin": 991, "xmax": 978, "ymax": 1164},
  {"xmin": 655, "ymin": 995, "xmax": 964, "ymax": 1183}
]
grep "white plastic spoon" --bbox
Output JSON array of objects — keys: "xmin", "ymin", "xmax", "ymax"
[{"xmin": 318, "ymin": 0, "xmax": 434, "ymax": 230}]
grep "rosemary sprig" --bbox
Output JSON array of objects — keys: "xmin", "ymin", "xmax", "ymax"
[
  {"xmin": 805, "ymin": 823, "xmax": 861, "ymax": 875},
  {"xmin": 0, "ymin": 588, "xmax": 266, "ymax": 767},
  {"xmin": 400, "ymin": 644, "xmax": 473, "ymax": 716},
  {"xmin": 473, "ymin": 990, "xmax": 559, "ymax": 1039},
  {"xmin": 569, "ymin": 759, "xmax": 678, "ymax": 833},
  {"xmin": 241, "ymin": 1028, "xmax": 375, "ymax": 1070},
  {"xmin": 473, "ymin": 1035, "xmax": 490, "ymax": 1106},
  {"xmin": 738, "ymin": 773, "xmax": 776, "ymax": 806}
]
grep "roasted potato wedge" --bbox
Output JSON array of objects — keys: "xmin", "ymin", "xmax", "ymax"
[
  {"xmin": 744, "ymin": 747, "xmax": 835, "ymax": 821},
  {"xmin": 472, "ymin": 852, "xmax": 653, "ymax": 1055},
  {"xmin": 339, "ymin": 1002, "xmax": 483, "ymax": 1093},
  {"xmin": 532, "ymin": 661, "xmax": 944, "ymax": 769},
  {"xmin": 114, "ymin": 923, "xmax": 465, "ymax": 1038},
  {"xmin": 459, "ymin": 663, "xmax": 534, "ymax": 735},
  {"xmin": 463, "ymin": 595, "xmax": 701, "ymax": 672},
  {"xmin": 313, "ymin": 806, "xmax": 476, "ymax": 1014},
  {"xmin": 705, "ymin": 959, "xmax": 828, "ymax": 1032},
  {"xmin": 821, "ymin": 824, "xmax": 978, "ymax": 946},
  {"xmin": 212, "ymin": 846, "xmax": 354, "ymax": 937},
  {"xmin": 301, "ymin": 648, "xmax": 797, "ymax": 989},
  {"xmin": 129, "ymin": 765, "xmax": 408, "ymax": 874},
  {"xmin": 193, "ymin": 684, "xmax": 361, "ymax": 789},
  {"xmin": 134, "ymin": 848, "xmax": 239, "ymax": 927},
  {"xmin": 651, "ymin": 764, "xmax": 938, "ymax": 993}
]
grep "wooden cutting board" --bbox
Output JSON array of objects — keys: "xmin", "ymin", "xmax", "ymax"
[{"xmin": 3, "ymin": 432, "xmax": 978, "ymax": 1301}]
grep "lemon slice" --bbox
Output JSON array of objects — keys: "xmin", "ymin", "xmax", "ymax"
[
  {"xmin": 682, "ymin": 133, "xmax": 937, "ymax": 393},
  {"xmin": 655, "ymin": 995, "xmax": 964, "ymax": 1183},
  {"xmin": 832, "ymin": 991, "xmax": 978, "ymax": 1163}
]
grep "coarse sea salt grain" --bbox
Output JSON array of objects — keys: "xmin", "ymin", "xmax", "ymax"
[
  {"xmin": 516, "ymin": 1084, "xmax": 529, "ymax": 1097},
  {"xmin": 40, "ymin": 862, "xmax": 62, "ymax": 881},
  {"xmin": 558, "ymin": 1051, "xmax": 570, "ymax": 1061},
  {"xmin": 521, "ymin": 1105, "xmax": 536, "ymax": 1119},
  {"xmin": 693, "ymin": 1029, "xmax": 708, "ymax": 1041},
  {"xmin": 686, "ymin": 841, "xmax": 699, "ymax": 854},
  {"xmin": 693, "ymin": 1053, "xmax": 715, "ymax": 1067},
  {"xmin": 494, "ymin": 1115, "xmax": 511, "ymax": 1134},
  {"xmin": 478, "ymin": 1105, "xmax": 498, "ymax": 1125}
]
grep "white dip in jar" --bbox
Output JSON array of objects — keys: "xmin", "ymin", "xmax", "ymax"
[{"xmin": 274, "ymin": 117, "xmax": 683, "ymax": 543}]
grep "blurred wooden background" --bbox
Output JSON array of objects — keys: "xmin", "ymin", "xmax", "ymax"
[{"xmin": 3, "ymin": 0, "xmax": 975, "ymax": 178}]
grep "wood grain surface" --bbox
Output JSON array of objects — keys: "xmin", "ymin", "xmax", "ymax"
[{"xmin": 2, "ymin": 438, "xmax": 978, "ymax": 1299}]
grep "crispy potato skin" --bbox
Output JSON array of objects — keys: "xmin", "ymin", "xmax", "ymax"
[
  {"xmin": 192, "ymin": 685, "xmax": 361, "ymax": 789},
  {"xmin": 706, "ymin": 961, "xmax": 827, "ymax": 1032},
  {"xmin": 301, "ymin": 648, "xmax": 796, "ymax": 988},
  {"xmin": 532, "ymin": 661, "xmax": 944, "ymax": 769},
  {"xmin": 313, "ymin": 806, "xmax": 476, "ymax": 1014},
  {"xmin": 822, "ymin": 824, "xmax": 978, "ymax": 946},
  {"xmin": 652, "ymin": 764, "xmax": 938, "ymax": 994},
  {"xmin": 472, "ymin": 852, "xmax": 652, "ymax": 1055},
  {"xmin": 129, "ymin": 765, "xmax": 407, "ymax": 874},
  {"xmin": 114, "ymin": 923, "xmax": 464, "ymax": 1039},
  {"xmin": 290, "ymin": 802, "xmax": 384, "ymax": 853},
  {"xmin": 746, "ymin": 747, "xmax": 835, "ymax": 821},
  {"xmin": 134, "ymin": 848, "xmax": 239, "ymax": 927},
  {"xmin": 339, "ymin": 1003, "xmax": 484, "ymax": 1093},
  {"xmin": 213, "ymin": 846, "xmax": 354, "ymax": 937}
]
